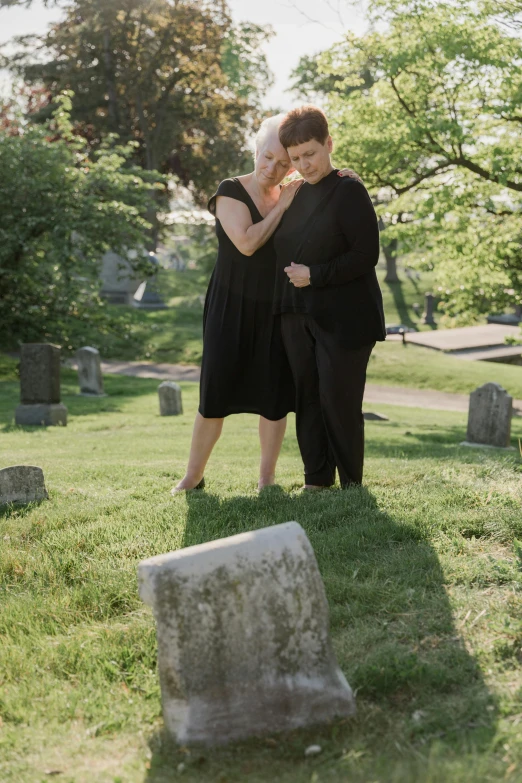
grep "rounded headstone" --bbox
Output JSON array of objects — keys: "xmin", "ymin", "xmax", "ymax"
[
  {"xmin": 0, "ymin": 466, "xmax": 48, "ymax": 505},
  {"xmin": 158, "ymin": 381, "xmax": 183, "ymax": 416},
  {"xmin": 465, "ymin": 382, "xmax": 512, "ymax": 448},
  {"xmin": 76, "ymin": 346, "xmax": 104, "ymax": 396}
]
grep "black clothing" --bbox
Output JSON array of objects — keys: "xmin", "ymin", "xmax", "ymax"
[
  {"xmin": 274, "ymin": 169, "xmax": 386, "ymax": 348},
  {"xmin": 199, "ymin": 178, "xmax": 295, "ymax": 420},
  {"xmin": 281, "ymin": 313, "xmax": 374, "ymax": 486}
]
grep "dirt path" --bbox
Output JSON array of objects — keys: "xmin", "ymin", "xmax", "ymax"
[{"xmin": 90, "ymin": 360, "xmax": 522, "ymax": 416}]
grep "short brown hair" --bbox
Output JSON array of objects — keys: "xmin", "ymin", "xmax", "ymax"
[{"xmin": 278, "ymin": 105, "xmax": 329, "ymax": 149}]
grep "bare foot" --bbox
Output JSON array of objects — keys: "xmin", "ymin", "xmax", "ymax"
[{"xmin": 170, "ymin": 476, "xmax": 205, "ymax": 495}]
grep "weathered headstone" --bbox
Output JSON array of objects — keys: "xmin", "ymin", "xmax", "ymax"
[
  {"xmin": 423, "ymin": 292, "xmax": 436, "ymax": 325},
  {"xmin": 138, "ymin": 521, "xmax": 355, "ymax": 745},
  {"xmin": 0, "ymin": 466, "xmax": 48, "ymax": 505},
  {"xmin": 461, "ymin": 382, "xmax": 513, "ymax": 449},
  {"xmin": 99, "ymin": 250, "xmax": 142, "ymax": 304},
  {"xmin": 158, "ymin": 381, "xmax": 183, "ymax": 416},
  {"xmin": 76, "ymin": 346, "xmax": 104, "ymax": 396},
  {"xmin": 15, "ymin": 344, "xmax": 67, "ymax": 426}
]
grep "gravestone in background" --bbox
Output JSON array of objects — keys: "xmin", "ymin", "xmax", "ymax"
[
  {"xmin": 76, "ymin": 346, "xmax": 104, "ymax": 396},
  {"xmin": 158, "ymin": 381, "xmax": 183, "ymax": 416},
  {"xmin": 422, "ymin": 292, "xmax": 436, "ymax": 325},
  {"xmin": 461, "ymin": 382, "xmax": 513, "ymax": 449},
  {"xmin": 132, "ymin": 251, "xmax": 167, "ymax": 310},
  {"xmin": 138, "ymin": 521, "xmax": 355, "ymax": 746},
  {"xmin": 15, "ymin": 344, "xmax": 68, "ymax": 426},
  {"xmin": 0, "ymin": 466, "xmax": 48, "ymax": 505},
  {"xmin": 99, "ymin": 250, "xmax": 142, "ymax": 304}
]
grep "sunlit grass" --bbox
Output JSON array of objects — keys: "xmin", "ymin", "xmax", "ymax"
[{"xmin": 1, "ymin": 355, "xmax": 522, "ymax": 781}]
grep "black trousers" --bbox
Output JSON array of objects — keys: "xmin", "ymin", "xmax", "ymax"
[{"xmin": 281, "ymin": 313, "xmax": 374, "ymax": 487}]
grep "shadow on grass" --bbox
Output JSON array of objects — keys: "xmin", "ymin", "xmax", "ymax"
[
  {"xmin": 364, "ymin": 422, "xmax": 467, "ymax": 460},
  {"xmin": 144, "ymin": 485, "xmax": 497, "ymax": 782},
  {"xmin": 0, "ymin": 499, "xmax": 46, "ymax": 520},
  {"xmin": 384, "ymin": 282, "xmax": 417, "ymax": 329}
]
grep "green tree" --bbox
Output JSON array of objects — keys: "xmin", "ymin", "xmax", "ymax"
[
  {"xmin": 3, "ymin": 0, "xmax": 273, "ymax": 243},
  {"xmin": 292, "ymin": 0, "xmax": 522, "ymax": 316},
  {"xmin": 0, "ymin": 92, "xmax": 160, "ymax": 348}
]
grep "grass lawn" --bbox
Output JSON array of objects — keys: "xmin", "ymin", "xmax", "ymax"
[
  {"xmin": 37, "ymin": 264, "xmax": 440, "ymax": 368},
  {"xmin": 31, "ymin": 264, "xmax": 522, "ymax": 402},
  {"xmin": 368, "ymin": 342, "xmax": 522, "ymax": 399},
  {"xmin": 2, "ymin": 356, "xmax": 522, "ymax": 782}
]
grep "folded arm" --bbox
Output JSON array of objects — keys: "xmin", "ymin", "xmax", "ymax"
[
  {"xmin": 216, "ymin": 196, "xmax": 285, "ymax": 257},
  {"xmin": 216, "ymin": 179, "xmax": 302, "ymax": 257}
]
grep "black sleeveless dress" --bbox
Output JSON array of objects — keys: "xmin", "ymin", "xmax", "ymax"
[{"xmin": 199, "ymin": 178, "xmax": 295, "ymax": 420}]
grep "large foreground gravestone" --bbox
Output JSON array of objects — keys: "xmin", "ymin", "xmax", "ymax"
[
  {"xmin": 15, "ymin": 344, "xmax": 67, "ymax": 426},
  {"xmin": 0, "ymin": 466, "xmax": 48, "ymax": 504},
  {"xmin": 461, "ymin": 382, "xmax": 513, "ymax": 449},
  {"xmin": 138, "ymin": 521, "xmax": 355, "ymax": 745},
  {"xmin": 158, "ymin": 381, "xmax": 183, "ymax": 416},
  {"xmin": 76, "ymin": 346, "xmax": 104, "ymax": 396}
]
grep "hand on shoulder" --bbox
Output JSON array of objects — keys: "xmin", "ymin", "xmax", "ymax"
[{"xmin": 337, "ymin": 169, "xmax": 365, "ymax": 187}]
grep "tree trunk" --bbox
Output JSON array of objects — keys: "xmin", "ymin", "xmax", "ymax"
[
  {"xmin": 383, "ymin": 238, "xmax": 400, "ymax": 283},
  {"xmin": 378, "ymin": 216, "xmax": 400, "ymax": 283}
]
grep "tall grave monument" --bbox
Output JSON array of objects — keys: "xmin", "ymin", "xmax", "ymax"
[{"xmin": 15, "ymin": 344, "xmax": 68, "ymax": 426}]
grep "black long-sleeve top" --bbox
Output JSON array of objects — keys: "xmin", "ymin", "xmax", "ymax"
[{"xmin": 273, "ymin": 169, "xmax": 386, "ymax": 347}]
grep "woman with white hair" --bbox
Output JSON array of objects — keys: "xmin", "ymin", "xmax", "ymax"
[{"xmin": 172, "ymin": 115, "xmax": 358, "ymax": 493}]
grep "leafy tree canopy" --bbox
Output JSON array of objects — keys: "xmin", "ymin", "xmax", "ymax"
[
  {"xmin": 291, "ymin": 0, "xmax": 522, "ymax": 318},
  {"xmin": 3, "ymin": 0, "xmax": 273, "ymax": 206},
  {"xmin": 0, "ymin": 91, "xmax": 161, "ymax": 348}
]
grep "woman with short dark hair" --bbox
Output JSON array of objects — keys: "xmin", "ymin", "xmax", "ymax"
[{"xmin": 274, "ymin": 105, "xmax": 386, "ymax": 489}]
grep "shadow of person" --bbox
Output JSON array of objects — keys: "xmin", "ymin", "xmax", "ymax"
[{"xmin": 144, "ymin": 484, "xmax": 496, "ymax": 781}]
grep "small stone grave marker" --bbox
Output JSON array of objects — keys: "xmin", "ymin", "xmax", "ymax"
[
  {"xmin": 76, "ymin": 346, "xmax": 105, "ymax": 396},
  {"xmin": 423, "ymin": 292, "xmax": 436, "ymax": 325},
  {"xmin": 461, "ymin": 382, "xmax": 513, "ymax": 449},
  {"xmin": 0, "ymin": 466, "xmax": 48, "ymax": 505},
  {"xmin": 158, "ymin": 381, "xmax": 183, "ymax": 416},
  {"xmin": 138, "ymin": 521, "xmax": 355, "ymax": 745},
  {"xmin": 15, "ymin": 344, "xmax": 67, "ymax": 426}
]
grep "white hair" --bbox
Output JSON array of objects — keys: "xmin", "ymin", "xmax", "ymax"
[{"xmin": 254, "ymin": 113, "xmax": 286, "ymax": 154}]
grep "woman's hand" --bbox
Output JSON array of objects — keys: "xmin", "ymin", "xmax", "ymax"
[
  {"xmin": 284, "ymin": 262, "xmax": 311, "ymax": 287},
  {"xmin": 338, "ymin": 168, "xmax": 364, "ymax": 185},
  {"xmin": 279, "ymin": 178, "xmax": 304, "ymax": 210}
]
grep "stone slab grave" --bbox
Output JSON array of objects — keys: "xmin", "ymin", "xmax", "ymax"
[
  {"xmin": 158, "ymin": 381, "xmax": 183, "ymax": 416},
  {"xmin": 461, "ymin": 382, "xmax": 514, "ymax": 449},
  {"xmin": 138, "ymin": 521, "xmax": 355, "ymax": 746},
  {"xmin": 76, "ymin": 346, "xmax": 105, "ymax": 396},
  {"xmin": 15, "ymin": 344, "xmax": 67, "ymax": 426},
  {"xmin": 0, "ymin": 466, "xmax": 48, "ymax": 505},
  {"xmin": 363, "ymin": 411, "xmax": 389, "ymax": 421}
]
